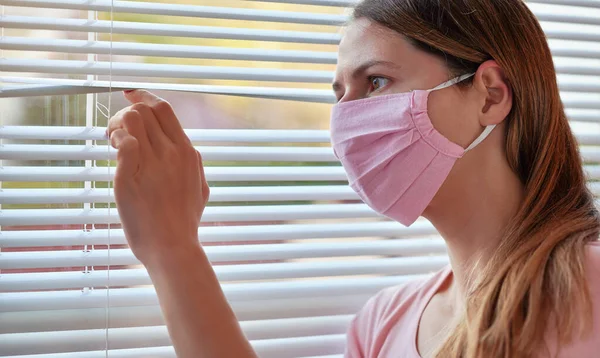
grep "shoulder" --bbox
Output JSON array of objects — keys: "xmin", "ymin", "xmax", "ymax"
[
  {"xmin": 344, "ymin": 267, "xmax": 450, "ymax": 357},
  {"xmin": 356, "ymin": 275, "xmax": 432, "ymax": 325}
]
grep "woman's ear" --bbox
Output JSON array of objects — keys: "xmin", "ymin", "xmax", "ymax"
[{"xmin": 474, "ymin": 60, "xmax": 513, "ymax": 126}]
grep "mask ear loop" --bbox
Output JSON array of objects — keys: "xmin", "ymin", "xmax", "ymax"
[
  {"xmin": 428, "ymin": 73, "xmax": 476, "ymax": 92},
  {"xmin": 427, "ymin": 73, "xmax": 496, "ymax": 153},
  {"xmin": 425, "ymin": 72, "xmax": 495, "ymax": 152},
  {"xmin": 465, "ymin": 124, "xmax": 497, "ymax": 152}
]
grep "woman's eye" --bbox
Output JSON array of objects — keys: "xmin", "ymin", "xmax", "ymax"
[{"xmin": 369, "ymin": 77, "xmax": 389, "ymax": 92}]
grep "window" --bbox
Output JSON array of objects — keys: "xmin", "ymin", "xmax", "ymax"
[{"xmin": 1, "ymin": 1, "xmax": 599, "ymax": 357}]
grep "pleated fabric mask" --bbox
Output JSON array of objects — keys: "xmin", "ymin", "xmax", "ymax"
[{"xmin": 330, "ymin": 73, "xmax": 496, "ymax": 226}]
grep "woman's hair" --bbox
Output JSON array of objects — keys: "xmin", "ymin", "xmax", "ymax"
[{"xmin": 353, "ymin": 0, "xmax": 600, "ymax": 357}]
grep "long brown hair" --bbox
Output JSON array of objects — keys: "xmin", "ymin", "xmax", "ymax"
[{"xmin": 353, "ymin": 0, "xmax": 600, "ymax": 356}]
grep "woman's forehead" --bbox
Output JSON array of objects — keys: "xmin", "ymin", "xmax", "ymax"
[
  {"xmin": 337, "ymin": 19, "xmax": 410, "ymax": 71},
  {"xmin": 336, "ymin": 19, "xmax": 447, "ymax": 81},
  {"xmin": 339, "ymin": 19, "xmax": 406, "ymax": 58}
]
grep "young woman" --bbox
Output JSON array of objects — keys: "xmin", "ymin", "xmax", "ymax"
[{"xmin": 106, "ymin": 0, "xmax": 600, "ymax": 357}]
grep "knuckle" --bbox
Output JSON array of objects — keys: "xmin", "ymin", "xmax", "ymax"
[
  {"xmin": 184, "ymin": 146, "xmax": 198, "ymax": 160},
  {"xmin": 152, "ymin": 99, "xmax": 173, "ymax": 115},
  {"xmin": 122, "ymin": 110, "xmax": 142, "ymax": 126},
  {"xmin": 108, "ymin": 113, "xmax": 125, "ymax": 129},
  {"xmin": 118, "ymin": 136, "xmax": 139, "ymax": 152},
  {"xmin": 108, "ymin": 118, "xmax": 122, "ymax": 129},
  {"xmin": 110, "ymin": 135, "xmax": 118, "ymax": 148},
  {"xmin": 131, "ymin": 103, "xmax": 151, "ymax": 114},
  {"xmin": 107, "ymin": 120, "xmax": 123, "ymax": 137},
  {"xmin": 110, "ymin": 128, "xmax": 127, "ymax": 148}
]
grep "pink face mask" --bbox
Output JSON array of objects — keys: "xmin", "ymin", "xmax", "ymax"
[{"xmin": 330, "ymin": 73, "xmax": 496, "ymax": 226}]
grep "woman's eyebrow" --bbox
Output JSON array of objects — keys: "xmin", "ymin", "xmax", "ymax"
[
  {"xmin": 332, "ymin": 60, "xmax": 401, "ymax": 91},
  {"xmin": 351, "ymin": 60, "xmax": 401, "ymax": 79}
]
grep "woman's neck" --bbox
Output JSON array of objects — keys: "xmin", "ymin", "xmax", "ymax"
[{"xmin": 424, "ymin": 136, "xmax": 524, "ymax": 307}]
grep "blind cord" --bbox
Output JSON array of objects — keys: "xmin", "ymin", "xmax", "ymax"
[{"xmin": 105, "ymin": 0, "xmax": 114, "ymax": 355}]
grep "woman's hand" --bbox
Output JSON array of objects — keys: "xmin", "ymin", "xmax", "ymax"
[
  {"xmin": 107, "ymin": 90, "xmax": 210, "ymax": 265},
  {"xmin": 107, "ymin": 90, "xmax": 256, "ymax": 358}
]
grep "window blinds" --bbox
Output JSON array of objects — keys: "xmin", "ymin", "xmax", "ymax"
[{"xmin": 1, "ymin": 0, "xmax": 600, "ymax": 357}]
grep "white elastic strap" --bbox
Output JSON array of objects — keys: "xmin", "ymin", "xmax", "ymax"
[
  {"xmin": 428, "ymin": 73, "xmax": 476, "ymax": 92},
  {"xmin": 465, "ymin": 124, "xmax": 497, "ymax": 152}
]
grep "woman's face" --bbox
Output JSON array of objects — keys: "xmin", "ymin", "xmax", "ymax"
[
  {"xmin": 333, "ymin": 17, "xmax": 484, "ymax": 150},
  {"xmin": 333, "ymin": 18, "xmax": 513, "ymax": 217}
]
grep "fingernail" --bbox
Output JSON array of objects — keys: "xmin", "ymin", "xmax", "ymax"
[
  {"xmin": 104, "ymin": 129, "xmax": 109, "ymax": 139},
  {"xmin": 123, "ymin": 89, "xmax": 135, "ymax": 94}
]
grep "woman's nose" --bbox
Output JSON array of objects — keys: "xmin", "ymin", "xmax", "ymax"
[{"xmin": 337, "ymin": 89, "xmax": 365, "ymax": 104}]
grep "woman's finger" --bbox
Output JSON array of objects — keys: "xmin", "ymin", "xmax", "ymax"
[
  {"xmin": 130, "ymin": 102, "xmax": 171, "ymax": 153},
  {"xmin": 106, "ymin": 106, "xmax": 130, "ymax": 137},
  {"xmin": 112, "ymin": 109, "xmax": 152, "ymax": 160},
  {"xmin": 111, "ymin": 128, "xmax": 141, "ymax": 181},
  {"xmin": 124, "ymin": 90, "xmax": 189, "ymax": 145}
]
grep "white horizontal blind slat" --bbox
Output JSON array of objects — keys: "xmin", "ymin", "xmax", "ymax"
[
  {"xmin": 541, "ymin": 21, "xmax": 600, "ymax": 42},
  {"xmin": 0, "ymin": 75, "xmax": 337, "ymax": 102},
  {"xmin": 0, "ymin": 257, "xmax": 449, "ymax": 292},
  {"xmin": 0, "ymin": 276, "xmax": 423, "ymax": 312},
  {"xmin": 0, "ymin": 144, "xmax": 337, "ymax": 161},
  {"xmin": 529, "ymin": 0, "xmax": 600, "ymax": 8},
  {"xmin": 0, "ymin": 166, "xmax": 348, "ymax": 182},
  {"xmin": 0, "ymin": 16, "xmax": 341, "ymax": 44},
  {"xmin": 0, "ymin": 316, "xmax": 353, "ymax": 355},
  {"xmin": 567, "ymin": 108, "xmax": 600, "ymax": 123},
  {"xmin": 0, "ymin": 240, "xmax": 447, "ymax": 269},
  {"xmin": 528, "ymin": 3, "xmax": 600, "ymax": 26},
  {"xmin": 0, "ymin": 295, "xmax": 374, "ymax": 333},
  {"xmin": 0, "ymin": 204, "xmax": 384, "ymax": 226},
  {"xmin": 0, "ymin": 221, "xmax": 437, "ymax": 247},
  {"xmin": 0, "ymin": 186, "xmax": 357, "ymax": 204},
  {"xmin": 5, "ymin": 0, "xmax": 600, "ymax": 28},
  {"xmin": 549, "ymin": 39, "xmax": 600, "ymax": 59},
  {"xmin": 0, "ymin": 59, "xmax": 334, "ymax": 83},
  {"xmin": 0, "ymin": 335, "xmax": 347, "ymax": 358},
  {"xmin": 0, "ymin": 82, "xmax": 335, "ymax": 102},
  {"xmin": 0, "ymin": 126, "xmax": 331, "ymax": 142},
  {"xmin": 0, "ymin": 0, "xmax": 347, "ymax": 26},
  {"xmin": 0, "ymin": 37, "xmax": 338, "ymax": 63},
  {"xmin": 243, "ymin": 0, "xmax": 353, "ymax": 6}
]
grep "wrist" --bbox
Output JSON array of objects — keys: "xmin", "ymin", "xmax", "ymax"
[{"xmin": 141, "ymin": 240, "xmax": 207, "ymax": 273}]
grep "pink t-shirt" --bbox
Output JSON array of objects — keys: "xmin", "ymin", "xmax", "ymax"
[{"xmin": 345, "ymin": 242, "xmax": 600, "ymax": 358}]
